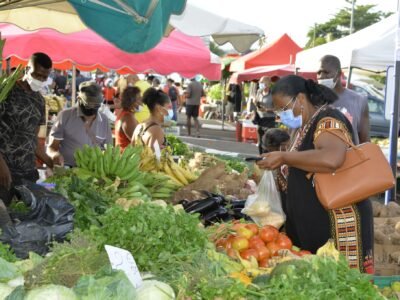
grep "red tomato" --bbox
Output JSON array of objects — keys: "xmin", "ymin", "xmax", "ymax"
[
  {"xmin": 246, "ymin": 224, "xmax": 259, "ymax": 235},
  {"xmin": 298, "ymin": 250, "xmax": 312, "ymax": 256},
  {"xmin": 237, "ymin": 227, "xmax": 254, "ymax": 240},
  {"xmin": 259, "ymin": 258, "xmax": 269, "ymax": 268},
  {"xmin": 255, "ymin": 246, "xmax": 271, "ymax": 261},
  {"xmin": 276, "ymin": 233, "xmax": 293, "ymax": 250},
  {"xmin": 266, "ymin": 242, "xmax": 281, "ymax": 256},
  {"xmin": 232, "ymin": 237, "xmax": 249, "ymax": 251},
  {"xmin": 259, "ymin": 226, "xmax": 279, "ymax": 243},
  {"xmin": 240, "ymin": 249, "xmax": 259, "ymax": 261},
  {"xmin": 248, "ymin": 236, "xmax": 265, "ymax": 250}
]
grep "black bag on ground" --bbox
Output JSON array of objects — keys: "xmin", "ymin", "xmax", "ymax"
[{"xmin": 0, "ymin": 181, "xmax": 75, "ymax": 258}]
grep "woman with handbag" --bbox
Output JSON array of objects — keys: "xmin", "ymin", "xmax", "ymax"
[{"xmin": 257, "ymin": 75, "xmax": 374, "ymax": 273}]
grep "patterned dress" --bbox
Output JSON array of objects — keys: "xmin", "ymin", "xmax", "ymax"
[{"xmin": 283, "ymin": 105, "xmax": 374, "ymax": 273}]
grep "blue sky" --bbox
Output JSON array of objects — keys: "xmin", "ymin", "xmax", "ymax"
[{"xmin": 190, "ymin": 0, "xmax": 397, "ymax": 47}]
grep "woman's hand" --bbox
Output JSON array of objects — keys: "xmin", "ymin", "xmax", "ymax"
[{"xmin": 256, "ymin": 152, "xmax": 286, "ymax": 170}]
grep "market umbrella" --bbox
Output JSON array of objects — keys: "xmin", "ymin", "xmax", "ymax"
[
  {"xmin": 0, "ymin": 1, "xmax": 264, "ymax": 53},
  {"xmin": 0, "ymin": 23, "xmax": 221, "ymax": 80}
]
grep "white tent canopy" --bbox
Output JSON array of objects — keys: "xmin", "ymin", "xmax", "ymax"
[{"xmin": 295, "ymin": 14, "xmax": 396, "ymax": 72}]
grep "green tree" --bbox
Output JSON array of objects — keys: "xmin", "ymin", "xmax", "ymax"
[{"xmin": 305, "ymin": 0, "xmax": 392, "ymax": 48}]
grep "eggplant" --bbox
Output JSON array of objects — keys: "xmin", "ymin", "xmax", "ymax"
[
  {"xmin": 203, "ymin": 207, "xmax": 230, "ymax": 226},
  {"xmin": 185, "ymin": 198, "xmax": 220, "ymax": 214}
]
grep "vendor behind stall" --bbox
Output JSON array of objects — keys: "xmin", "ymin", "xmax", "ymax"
[
  {"xmin": 47, "ymin": 81, "xmax": 112, "ymax": 167},
  {"xmin": 131, "ymin": 88, "xmax": 172, "ymax": 150},
  {"xmin": 0, "ymin": 52, "xmax": 54, "ymax": 226}
]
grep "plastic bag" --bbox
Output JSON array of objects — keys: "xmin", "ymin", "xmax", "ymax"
[
  {"xmin": 0, "ymin": 181, "xmax": 74, "ymax": 259},
  {"xmin": 242, "ymin": 171, "xmax": 285, "ymax": 229}
]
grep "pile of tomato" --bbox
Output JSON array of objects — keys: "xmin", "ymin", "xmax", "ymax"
[{"xmin": 215, "ymin": 223, "xmax": 311, "ymax": 268}]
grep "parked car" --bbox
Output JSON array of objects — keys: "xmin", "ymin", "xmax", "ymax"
[{"xmin": 349, "ymin": 81, "xmax": 390, "ymax": 138}]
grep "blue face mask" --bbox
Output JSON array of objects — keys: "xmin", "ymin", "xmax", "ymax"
[
  {"xmin": 279, "ymin": 98, "xmax": 302, "ymax": 129},
  {"xmin": 163, "ymin": 109, "xmax": 174, "ymax": 122}
]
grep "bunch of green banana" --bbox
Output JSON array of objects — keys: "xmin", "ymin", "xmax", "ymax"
[
  {"xmin": 144, "ymin": 172, "xmax": 181, "ymax": 200},
  {"xmin": 75, "ymin": 144, "xmax": 143, "ymax": 182}
]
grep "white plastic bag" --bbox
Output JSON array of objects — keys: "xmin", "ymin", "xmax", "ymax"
[{"xmin": 242, "ymin": 170, "xmax": 286, "ymax": 229}]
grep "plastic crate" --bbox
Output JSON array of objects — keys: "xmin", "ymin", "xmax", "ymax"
[
  {"xmin": 164, "ymin": 126, "xmax": 181, "ymax": 136},
  {"xmin": 242, "ymin": 121, "xmax": 258, "ymax": 142},
  {"xmin": 373, "ymin": 276, "xmax": 400, "ymax": 288}
]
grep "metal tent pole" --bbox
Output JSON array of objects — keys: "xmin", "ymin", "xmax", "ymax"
[
  {"xmin": 71, "ymin": 65, "xmax": 77, "ymax": 106},
  {"xmin": 385, "ymin": 9, "xmax": 400, "ymax": 203}
]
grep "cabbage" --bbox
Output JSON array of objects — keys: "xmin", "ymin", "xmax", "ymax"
[
  {"xmin": 136, "ymin": 280, "xmax": 175, "ymax": 300},
  {"xmin": 25, "ymin": 285, "xmax": 76, "ymax": 300},
  {"xmin": 0, "ymin": 258, "xmax": 19, "ymax": 283},
  {"xmin": 0, "ymin": 283, "xmax": 13, "ymax": 299}
]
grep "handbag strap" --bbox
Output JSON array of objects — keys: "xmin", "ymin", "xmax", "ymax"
[{"xmin": 321, "ymin": 129, "xmax": 355, "ymax": 149}]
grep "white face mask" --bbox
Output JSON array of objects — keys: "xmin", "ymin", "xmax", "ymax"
[
  {"xmin": 135, "ymin": 105, "xmax": 143, "ymax": 112},
  {"xmin": 318, "ymin": 73, "xmax": 339, "ymax": 90},
  {"xmin": 26, "ymin": 73, "xmax": 45, "ymax": 92}
]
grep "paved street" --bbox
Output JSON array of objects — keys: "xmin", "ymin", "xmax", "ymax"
[{"xmin": 173, "ymin": 114, "xmax": 259, "ymax": 156}]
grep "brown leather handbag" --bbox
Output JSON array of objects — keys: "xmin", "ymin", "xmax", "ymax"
[{"xmin": 311, "ymin": 130, "xmax": 395, "ymax": 210}]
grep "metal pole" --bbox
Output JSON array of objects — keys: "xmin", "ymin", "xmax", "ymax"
[
  {"xmin": 385, "ymin": 9, "xmax": 400, "ymax": 203},
  {"xmin": 71, "ymin": 65, "xmax": 77, "ymax": 106},
  {"xmin": 346, "ymin": 67, "xmax": 353, "ymax": 88},
  {"xmin": 222, "ymin": 79, "xmax": 226, "ymax": 131},
  {"xmin": 350, "ymin": 0, "xmax": 355, "ymax": 34}
]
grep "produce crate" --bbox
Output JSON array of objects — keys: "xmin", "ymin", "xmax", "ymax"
[
  {"xmin": 242, "ymin": 121, "xmax": 257, "ymax": 143},
  {"xmin": 373, "ymin": 275, "xmax": 400, "ymax": 288}
]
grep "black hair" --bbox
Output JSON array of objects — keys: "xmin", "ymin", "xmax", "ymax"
[
  {"xmin": 147, "ymin": 75, "xmax": 155, "ymax": 82},
  {"xmin": 121, "ymin": 86, "xmax": 141, "ymax": 110},
  {"xmin": 272, "ymin": 75, "xmax": 338, "ymax": 106},
  {"xmin": 143, "ymin": 88, "xmax": 170, "ymax": 112},
  {"xmin": 152, "ymin": 78, "xmax": 161, "ymax": 85},
  {"xmin": 175, "ymin": 82, "xmax": 181, "ymax": 87},
  {"xmin": 76, "ymin": 69, "xmax": 81, "ymax": 75},
  {"xmin": 10, "ymin": 67, "xmax": 16, "ymax": 72},
  {"xmin": 320, "ymin": 55, "xmax": 341, "ymax": 73},
  {"xmin": 30, "ymin": 52, "xmax": 52, "ymax": 69},
  {"xmin": 262, "ymin": 128, "xmax": 290, "ymax": 149},
  {"xmin": 167, "ymin": 78, "xmax": 174, "ymax": 84}
]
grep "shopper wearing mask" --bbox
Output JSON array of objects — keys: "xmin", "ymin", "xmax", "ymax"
[
  {"xmin": 131, "ymin": 88, "xmax": 172, "ymax": 150},
  {"xmin": 254, "ymin": 76, "xmax": 276, "ymax": 154},
  {"xmin": 317, "ymin": 55, "xmax": 369, "ymax": 144},
  {"xmin": 257, "ymin": 75, "xmax": 373, "ymax": 273},
  {"xmin": 115, "ymin": 87, "xmax": 142, "ymax": 152},
  {"xmin": 0, "ymin": 52, "xmax": 54, "ymax": 225},
  {"xmin": 47, "ymin": 81, "xmax": 112, "ymax": 167}
]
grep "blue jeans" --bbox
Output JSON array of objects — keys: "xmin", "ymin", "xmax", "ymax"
[{"xmin": 172, "ymin": 101, "xmax": 178, "ymax": 121}]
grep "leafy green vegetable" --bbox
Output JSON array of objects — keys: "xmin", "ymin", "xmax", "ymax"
[
  {"xmin": 50, "ymin": 175, "xmax": 114, "ymax": 230},
  {"xmin": 24, "ymin": 232, "xmax": 109, "ymax": 289},
  {"xmin": 214, "ymin": 154, "xmax": 248, "ymax": 173},
  {"xmin": 74, "ymin": 268, "xmax": 136, "ymax": 300},
  {"xmin": 25, "ymin": 284, "xmax": 77, "ymax": 300},
  {"xmin": 136, "ymin": 279, "xmax": 175, "ymax": 300},
  {"xmin": 251, "ymin": 255, "xmax": 383, "ymax": 300},
  {"xmin": 89, "ymin": 203, "xmax": 208, "ymax": 274},
  {"xmin": 0, "ymin": 283, "xmax": 13, "ymax": 299},
  {"xmin": 166, "ymin": 135, "xmax": 191, "ymax": 156},
  {"xmin": 0, "ymin": 258, "xmax": 19, "ymax": 283},
  {"xmin": 0, "ymin": 242, "xmax": 18, "ymax": 263},
  {"xmin": 5, "ymin": 285, "xmax": 25, "ymax": 300}
]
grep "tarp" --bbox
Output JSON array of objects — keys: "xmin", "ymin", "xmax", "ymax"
[
  {"xmin": 0, "ymin": 23, "xmax": 221, "ymax": 80},
  {"xmin": 229, "ymin": 34, "xmax": 302, "ymax": 72},
  {"xmin": 0, "ymin": 1, "xmax": 263, "ymax": 53},
  {"xmin": 229, "ymin": 64, "xmax": 317, "ymax": 84},
  {"xmin": 295, "ymin": 14, "xmax": 396, "ymax": 72}
]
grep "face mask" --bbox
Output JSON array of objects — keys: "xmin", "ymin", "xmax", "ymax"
[
  {"xmin": 128, "ymin": 82, "xmax": 134, "ymax": 87},
  {"xmin": 163, "ymin": 108, "xmax": 174, "ymax": 123},
  {"xmin": 279, "ymin": 99, "xmax": 302, "ymax": 129},
  {"xmin": 26, "ymin": 73, "xmax": 45, "ymax": 92},
  {"xmin": 317, "ymin": 78, "xmax": 336, "ymax": 89},
  {"xmin": 259, "ymin": 83, "xmax": 265, "ymax": 90},
  {"xmin": 135, "ymin": 105, "xmax": 143, "ymax": 112},
  {"xmin": 80, "ymin": 104, "xmax": 99, "ymax": 116}
]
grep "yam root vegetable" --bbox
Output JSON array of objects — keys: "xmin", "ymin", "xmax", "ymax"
[
  {"xmin": 372, "ymin": 201, "xmax": 382, "ymax": 217},
  {"xmin": 390, "ymin": 233, "xmax": 400, "ymax": 245},
  {"xmin": 390, "ymin": 251, "xmax": 400, "ymax": 264},
  {"xmin": 375, "ymin": 230, "xmax": 390, "ymax": 244},
  {"xmin": 379, "ymin": 206, "xmax": 390, "ymax": 218},
  {"xmin": 396, "ymin": 222, "xmax": 400, "ymax": 234},
  {"xmin": 388, "ymin": 201, "xmax": 400, "ymax": 217}
]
